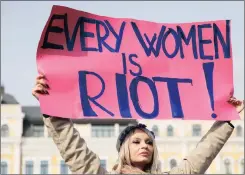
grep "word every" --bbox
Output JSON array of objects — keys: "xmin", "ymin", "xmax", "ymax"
[{"xmin": 41, "ymin": 14, "xmax": 231, "ymax": 60}]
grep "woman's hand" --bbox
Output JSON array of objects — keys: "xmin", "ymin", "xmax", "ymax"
[
  {"xmin": 32, "ymin": 74, "xmax": 49, "ymax": 100},
  {"xmin": 228, "ymin": 96, "xmax": 244, "ymax": 114}
]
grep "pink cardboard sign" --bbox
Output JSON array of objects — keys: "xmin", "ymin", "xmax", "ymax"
[{"xmin": 36, "ymin": 5, "xmax": 239, "ymax": 120}]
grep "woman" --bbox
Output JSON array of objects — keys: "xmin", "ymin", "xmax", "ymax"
[{"xmin": 32, "ymin": 74, "xmax": 244, "ymax": 174}]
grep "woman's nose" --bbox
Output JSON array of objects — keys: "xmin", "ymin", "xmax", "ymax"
[{"xmin": 140, "ymin": 142, "xmax": 148, "ymax": 149}]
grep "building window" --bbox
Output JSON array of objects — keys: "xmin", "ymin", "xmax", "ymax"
[
  {"xmin": 100, "ymin": 159, "xmax": 107, "ymax": 169},
  {"xmin": 236, "ymin": 125, "xmax": 243, "ymax": 137},
  {"xmin": 192, "ymin": 124, "xmax": 201, "ymax": 136},
  {"xmin": 60, "ymin": 160, "xmax": 68, "ymax": 174},
  {"xmin": 32, "ymin": 125, "xmax": 44, "ymax": 137},
  {"xmin": 1, "ymin": 161, "xmax": 8, "ymax": 174},
  {"xmin": 224, "ymin": 159, "xmax": 231, "ymax": 174},
  {"xmin": 25, "ymin": 160, "xmax": 34, "ymax": 174},
  {"xmin": 241, "ymin": 159, "xmax": 244, "ymax": 174},
  {"xmin": 40, "ymin": 160, "xmax": 48, "ymax": 174},
  {"xmin": 152, "ymin": 125, "xmax": 159, "ymax": 137},
  {"xmin": 92, "ymin": 125, "xmax": 114, "ymax": 137},
  {"xmin": 167, "ymin": 125, "xmax": 173, "ymax": 136},
  {"xmin": 1, "ymin": 124, "xmax": 9, "ymax": 137},
  {"xmin": 170, "ymin": 159, "xmax": 177, "ymax": 169}
]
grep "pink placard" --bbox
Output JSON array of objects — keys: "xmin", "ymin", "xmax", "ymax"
[{"xmin": 36, "ymin": 5, "xmax": 239, "ymax": 120}]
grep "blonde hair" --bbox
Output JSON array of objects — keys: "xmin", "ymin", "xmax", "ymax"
[{"xmin": 113, "ymin": 129, "xmax": 161, "ymax": 174}]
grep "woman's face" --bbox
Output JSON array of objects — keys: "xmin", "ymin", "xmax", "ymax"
[{"xmin": 128, "ymin": 129, "xmax": 154, "ymax": 169}]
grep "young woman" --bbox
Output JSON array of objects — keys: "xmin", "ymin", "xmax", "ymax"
[{"xmin": 32, "ymin": 74, "xmax": 244, "ymax": 174}]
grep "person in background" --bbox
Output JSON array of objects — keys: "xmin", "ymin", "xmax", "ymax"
[{"xmin": 32, "ymin": 74, "xmax": 244, "ymax": 174}]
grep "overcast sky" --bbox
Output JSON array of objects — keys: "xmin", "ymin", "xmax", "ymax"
[{"xmin": 1, "ymin": 1, "xmax": 244, "ymax": 106}]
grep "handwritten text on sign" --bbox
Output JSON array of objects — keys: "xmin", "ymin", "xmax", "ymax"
[{"xmin": 36, "ymin": 5, "xmax": 239, "ymax": 120}]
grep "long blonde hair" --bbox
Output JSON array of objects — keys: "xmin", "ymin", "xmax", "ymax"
[{"xmin": 113, "ymin": 129, "xmax": 161, "ymax": 174}]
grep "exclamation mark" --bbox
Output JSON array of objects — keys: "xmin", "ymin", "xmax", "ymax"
[{"xmin": 202, "ymin": 62, "xmax": 217, "ymax": 119}]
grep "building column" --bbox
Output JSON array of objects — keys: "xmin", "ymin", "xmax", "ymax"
[
  {"xmin": 181, "ymin": 140, "xmax": 187, "ymax": 158},
  {"xmin": 216, "ymin": 155, "xmax": 221, "ymax": 173},
  {"xmin": 180, "ymin": 122, "xmax": 187, "ymax": 158},
  {"xmin": 115, "ymin": 123, "xmax": 119, "ymax": 137},
  {"xmin": 14, "ymin": 140, "xmax": 21, "ymax": 174}
]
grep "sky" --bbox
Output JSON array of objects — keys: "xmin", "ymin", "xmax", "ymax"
[{"xmin": 1, "ymin": 1, "xmax": 244, "ymax": 106}]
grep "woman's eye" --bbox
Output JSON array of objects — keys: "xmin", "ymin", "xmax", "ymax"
[
  {"xmin": 147, "ymin": 141, "xmax": 153, "ymax": 145},
  {"xmin": 133, "ymin": 141, "xmax": 140, "ymax": 144}
]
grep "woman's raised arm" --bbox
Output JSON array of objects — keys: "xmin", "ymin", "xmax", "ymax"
[
  {"xmin": 168, "ymin": 98, "xmax": 243, "ymax": 174},
  {"xmin": 32, "ymin": 74, "xmax": 107, "ymax": 174}
]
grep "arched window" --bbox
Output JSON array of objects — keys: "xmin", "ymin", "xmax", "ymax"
[
  {"xmin": 1, "ymin": 124, "xmax": 9, "ymax": 137},
  {"xmin": 100, "ymin": 159, "xmax": 107, "ymax": 169},
  {"xmin": 1, "ymin": 161, "xmax": 8, "ymax": 174},
  {"xmin": 192, "ymin": 124, "xmax": 201, "ymax": 136},
  {"xmin": 152, "ymin": 125, "xmax": 159, "ymax": 137},
  {"xmin": 40, "ymin": 160, "xmax": 49, "ymax": 174},
  {"xmin": 236, "ymin": 125, "xmax": 243, "ymax": 137},
  {"xmin": 170, "ymin": 159, "xmax": 177, "ymax": 169},
  {"xmin": 224, "ymin": 159, "xmax": 231, "ymax": 174},
  {"xmin": 167, "ymin": 125, "xmax": 173, "ymax": 136},
  {"xmin": 25, "ymin": 160, "xmax": 34, "ymax": 174},
  {"xmin": 60, "ymin": 160, "xmax": 68, "ymax": 174}
]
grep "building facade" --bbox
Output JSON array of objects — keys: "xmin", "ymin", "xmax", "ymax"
[{"xmin": 1, "ymin": 87, "xmax": 244, "ymax": 174}]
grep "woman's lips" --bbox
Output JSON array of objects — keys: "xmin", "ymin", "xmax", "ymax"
[{"xmin": 139, "ymin": 152, "xmax": 149, "ymax": 156}]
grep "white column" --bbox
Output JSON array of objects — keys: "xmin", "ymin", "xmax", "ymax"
[
  {"xmin": 115, "ymin": 123, "xmax": 119, "ymax": 137},
  {"xmin": 35, "ymin": 157, "xmax": 40, "ymax": 174},
  {"xmin": 14, "ymin": 140, "xmax": 21, "ymax": 173},
  {"xmin": 88, "ymin": 123, "xmax": 92, "ymax": 137},
  {"xmin": 180, "ymin": 122, "xmax": 187, "ymax": 158},
  {"xmin": 216, "ymin": 155, "xmax": 221, "ymax": 173},
  {"xmin": 181, "ymin": 140, "xmax": 187, "ymax": 158}
]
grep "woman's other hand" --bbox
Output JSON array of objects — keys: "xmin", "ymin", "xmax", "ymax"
[
  {"xmin": 228, "ymin": 96, "xmax": 244, "ymax": 115},
  {"xmin": 32, "ymin": 74, "xmax": 49, "ymax": 100}
]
